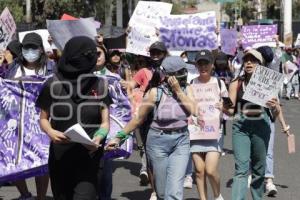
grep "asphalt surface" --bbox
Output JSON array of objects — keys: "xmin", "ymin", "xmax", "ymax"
[{"xmin": 0, "ymin": 99, "xmax": 299, "ymax": 200}]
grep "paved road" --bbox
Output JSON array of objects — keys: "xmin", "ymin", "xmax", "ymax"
[{"xmin": 0, "ymin": 99, "xmax": 299, "ymax": 200}]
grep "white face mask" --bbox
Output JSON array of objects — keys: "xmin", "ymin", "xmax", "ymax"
[{"xmin": 22, "ymin": 48, "xmax": 41, "ymax": 63}]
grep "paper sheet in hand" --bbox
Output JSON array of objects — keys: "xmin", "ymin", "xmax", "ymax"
[
  {"xmin": 287, "ymin": 134, "xmax": 296, "ymax": 154},
  {"xmin": 64, "ymin": 123, "xmax": 96, "ymax": 146}
]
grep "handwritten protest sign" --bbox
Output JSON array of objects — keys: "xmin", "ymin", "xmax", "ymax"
[
  {"xmin": 242, "ymin": 65, "xmax": 284, "ymax": 107},
  {"xmin": 0, "ymin": 7, "xmax": 16, "ymax": 50},
  {"xmin": 188, "ymin": 83, "xmax": 220, "ymax": 140},
  {"xmin": 47, "ymin": 18, "xmax": 97, "ymax": 50},
  {"xmin": 19, "ymin": 30, "xmax": 52, "ymax": 51},
  {"xmin": 126, "ymin": 1, "xmax": 173, "ymax": 56},
  {"xmin": 242, "ymin": 25, "xmax": 277, "ymax": 48},
  {"xmin": 284, "ymin": 61, "xmax": 299, "ymax": 84},
  {"xmin": 220, "ymin": 29, "xmax": 237, "ymax": 55},
  {"xmin": 159, "ymin": 11, "xmax": 218, "ymax": 51}
]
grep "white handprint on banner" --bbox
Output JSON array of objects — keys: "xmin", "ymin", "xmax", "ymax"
[
  {"xmin": 24, "ymin": 147, "xmax": 41, "ymax": 167},
  {"xmin": 3, "ymin": 140, "xmax": 16, "ymax": 155},
  {"xmin": 2, "ymin": 119, "xmax": 17, "ymax": 139},
  {"xmin": 4, "ymin": 156, "xmax": 16, "ymax": 171},
  {"xmin": 24, "ymin": 133, "xmax": 33, "ymax": 143},
  {"xmin": 25, "ymin": 101, "xmax": 36, "ymax": 116},
  {"xmin": 1, "ymin": 94, "xmax": 17, "ymax": 110},
  {"xmin": 28, "ymin": 114, "xmax": 41, "ymax": 134}
]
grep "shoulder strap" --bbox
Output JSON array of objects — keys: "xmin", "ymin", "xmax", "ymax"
[{"xmin": 216, "ymin": 77, "xmax": 222, "ymax": 91}]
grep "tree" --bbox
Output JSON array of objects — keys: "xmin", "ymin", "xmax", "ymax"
[{"xmin": 0, "ymin": 0, "xmax": 23, "ymax": 23}]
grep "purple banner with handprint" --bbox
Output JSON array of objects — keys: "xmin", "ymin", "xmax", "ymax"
[
  {"xmin": 95, "ymin": 74, "xmax": 133, "ymax": 159},
  {"xmin": 242, "ymin": 25, "xmax": 277, "ymax": 48},
  {"xmin": 0, "ymin": 76, "xmax": 50, "ymax": 183}
]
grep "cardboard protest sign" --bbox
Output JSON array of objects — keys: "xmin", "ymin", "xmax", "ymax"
[
  {"xmin": 242, "ymin": 65, "xmax": 284, "ymax": 107},
  {"xmin": 284, "ymin": 61, "xmax": 299, "ymax": 84},
  {"xmin": 188, "ymin": 83, "xmax": 220, "ymax": 140},
  {"xmin": 242, "ymin": 25, "xmax": 277, "ymax": 48},
  {"xmin": 126, "ymin": 1, "xmax": 173, "ymax": 56},
  {"xmin": 19, "ymin": 30, "xmax": 52, "ymax": 52},
  {"xmin": 47, "ymin": 18, "xmax": 97, "ymax": 50},
  {"xmin": 284, "ymin": 32, "xmax": 293, "ymax": 47},
  {"xmin": 0, "ymin": 7, "xmax": 16, "ymax": 50},
  {"xmin": 158, "ymin": 11, "xmax": 218, "ymax": 51},
  {"xmin": 220, "ymin": 29, "xmax": 237, "ymax": 55}
]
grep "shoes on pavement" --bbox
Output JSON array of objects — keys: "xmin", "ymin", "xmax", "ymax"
[
  {"xmin": 265, "ymin": 182, "xmax": 278, "ymax": 197},
  {"xmin": 215, "ymin": 194, "xmax": 224, "ymax": 200},
  {"xmin": 139, "ymin": 171, "xmax": 149, "ymax": 185},
  {"xmin": 149, "ymin": 192, "xmax": 157, "ymax": 200},
  {"xmin": 16, "ymin": 193, "xmax": 35, "ymax": 200},
  {"xmin": 183, "ymin": 176, "xmax": 193, "ymax": 189}
]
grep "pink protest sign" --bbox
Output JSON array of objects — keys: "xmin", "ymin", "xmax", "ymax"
[
  {"xmin": 0, "ymin": 7, "xmax": 16, "ymax": 50},
  {"xmin": 188, "ymin": 83, "xmax": 221, "ymax": 140},
  {"xmin": 242, "ymin": 25, "xmax": 277, "ymax": 48},
  {"xmin": 220, "ymin": 29, "xmax": 237, "ymax": 56}
]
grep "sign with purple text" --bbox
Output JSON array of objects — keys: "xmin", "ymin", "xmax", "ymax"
[
  {"xmin": 158, "ymin": 11, "xmax": 218, "ymax": 51},
  {"xmin": 188, "ymin": 83, "xmax": 220, "ymax": 140},
  {"xmin": 220, "ymin": 29, "xmax": 237, "ymax": 56},
  {"xmin": 242, "ymin": 65, "xmax": 284, "ymax": 107},
  {"xmin": 242, "ymin": 25, "xmax": 277, "ymax": 48},
  {"xmin": 126, "ymin": 1, "xmax": 173, "ymax": 56},
  {"xmin": 0, "ymin": 7, "xmax": 16, "ymax": 50},
  {"xmin": 0, "ymin": 77, "xmax": 49, "ymax": 183}
]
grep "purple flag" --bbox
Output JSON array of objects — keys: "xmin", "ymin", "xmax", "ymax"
[
  {"xmin": 242, "ymin": 25, "xmax": 277, "ymax": 48},
  {"xmin": 0, "ymin": 76, "xmax": 50, "ymax": 183}
]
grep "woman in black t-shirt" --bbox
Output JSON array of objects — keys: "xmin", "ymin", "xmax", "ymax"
[{"xmin": 36, "ymin": 36, "xmax": 111, "ymax": 200}]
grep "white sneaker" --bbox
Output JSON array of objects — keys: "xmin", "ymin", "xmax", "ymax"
[
  {"xmin": 265, "ymin": 182, "xmax": 278, "ymax": 196},
  {"xmin": 183, "ymin": 176, "xmax": 193, "ymax": 189},
  {"xmin": 247, "ymin": 174, "xmax": 252, "ymax": 188},
  {"xmin": 215, "ymin": 194, "xmax": 224, "ymax": 200},
  {"xmin": 149, "ymin": 192, "xmax": 157, "ymax": 200}
]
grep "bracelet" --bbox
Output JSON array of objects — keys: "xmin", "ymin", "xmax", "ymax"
[
  {"xmin": 93, "ymin": 128, "xmax": 109, "ymax": 138},
  {"xmin": 115, "ymin": 130, "xmax": 129, "ymax": 141}
]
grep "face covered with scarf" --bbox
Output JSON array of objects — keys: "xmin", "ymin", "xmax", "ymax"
[{"xmin": 56, "ymin": 36, "xmax": 98, "ymax": 102}]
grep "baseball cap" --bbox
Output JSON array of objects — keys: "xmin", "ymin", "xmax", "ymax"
[
  {"xmin": 243, "ymin": 49, "xmax": 264, "ymax": 64},
  {"xmin": 22, "ymin": 32, "xmax": 43, "ymax": 48},
  {"xmin": 161, "ymin": 56, "xmax": 186, "ymax": 73},
  {"xmin": 195, "ymin": 49, "xmax": 214, "ymax": 64},
  {"xmin": 149, "ymin": 41, "xmax": 167, "ymax": 52}
]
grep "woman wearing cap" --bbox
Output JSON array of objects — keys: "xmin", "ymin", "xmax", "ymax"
[
  {"xmin": 36, "ymin": 36, "xmax": 111, "ymax": 199},
  {"xmin": 191, "ymin": 50, "xmax": 227, "ymax": 200},
  {"xmin": 0, "ymin": 40, "xmax": 21, "ymax": 77},
  {"xmin": 4, "ymin": 33, "xmax": 55, "ymax": 200},
  {"xmin": 223, "ymin": 49, "xmax": 280, "ymax": 200},
  {"xmin": 107, "ymin": 56, "xmax": 196, "ymax": 200}
]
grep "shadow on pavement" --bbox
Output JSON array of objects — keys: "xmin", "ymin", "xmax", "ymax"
[
  {"xmin": 121, "ymin": 188, "xmax": 152, "ymax": 200},
  {"xmin": 113, "ymin": 160, "xmax": 141, "ymax": 177}
]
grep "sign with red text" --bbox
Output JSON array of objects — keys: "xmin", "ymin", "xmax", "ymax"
[{"xmin": 189, "ymin": 83, "xmax": 220, "ymax": 140}]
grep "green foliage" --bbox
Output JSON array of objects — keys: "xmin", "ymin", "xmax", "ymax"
[{"xmin": 0, "ymin": 0, "xmax": 23, "ymax": 23}]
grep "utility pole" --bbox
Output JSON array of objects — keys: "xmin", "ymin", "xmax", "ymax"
[
  {"xmin": 25, "ymin": 0, "xmax": 32, "ymax": 23},
  {"xmin": 283, "ymin": 0, "xmax": 293, "ymax": 43}
]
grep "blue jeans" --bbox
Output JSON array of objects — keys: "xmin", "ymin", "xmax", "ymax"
[
  {"xmin": 146, "ymin": 128, "xmax": 190, "ymax": 200},
  {"xmin": 185, "ymin": 154, "xmax": 193, "ymax": 177},
  {"xmin": 265, "ymin": 122, "xmax": 275, "ymax": 178},
  {"xmin": 231, "ymin": 114, "xmax": 271, "ymax": 200}
]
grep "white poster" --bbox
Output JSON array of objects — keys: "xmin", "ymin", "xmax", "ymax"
[
  {"xmin": 126, "ymin": 1, "xmax": 173, "ymax": 56},
  {"xmin": 242, "ymin": 65, "xmax": 284, "ymax": 107},
  {"xmin": 19, "ymin": 30, "xmax": 52, "ymax": 52}
]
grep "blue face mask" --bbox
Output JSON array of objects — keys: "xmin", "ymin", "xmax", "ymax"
[{"xmin": 22, "ymin": 48, "xmax": 41, "ymax": 63}]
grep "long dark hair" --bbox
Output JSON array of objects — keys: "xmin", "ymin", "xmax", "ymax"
[{"xmin": 16, "ymin": 45, "xmax": 47, "ymax": 75}]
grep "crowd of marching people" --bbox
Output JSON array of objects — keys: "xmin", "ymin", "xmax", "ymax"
[{"xmin": 0, "ymin": 14, "xmax": 299, "ymax": 200}]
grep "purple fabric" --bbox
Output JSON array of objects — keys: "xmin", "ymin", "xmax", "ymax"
[
  {"xmin": 0, "ymin": 76, "xmax": 50, "ymax": 182},
  {"xmin": 96, "ymin": 74, "xmax": 133, "ymax": 159},
  {"xmin": 242, "ymin": 25, "xmax": 277, "ymax": 48}
]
